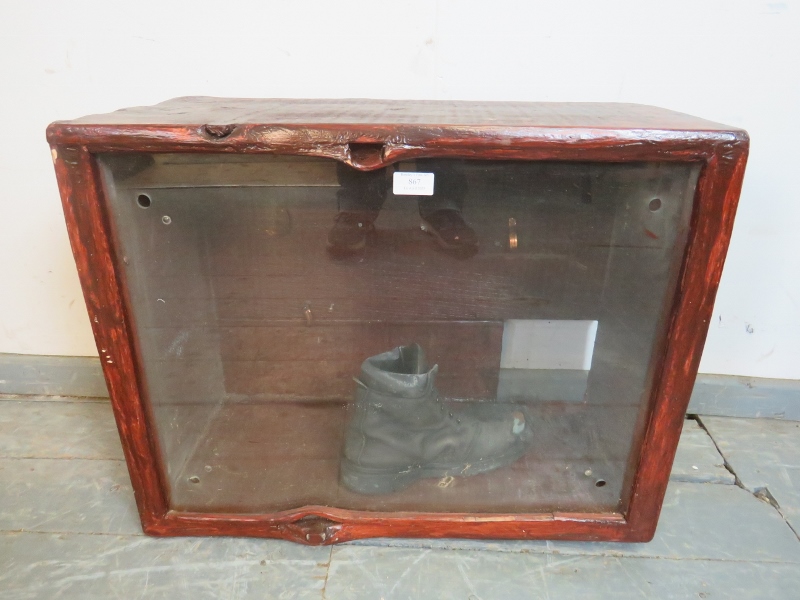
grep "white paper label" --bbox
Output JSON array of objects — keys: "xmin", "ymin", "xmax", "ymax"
[{"xmin": 393, "ymin": 172, "xmax": 434, "ymax": 196}]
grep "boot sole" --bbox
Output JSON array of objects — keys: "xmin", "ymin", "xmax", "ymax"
[
  {"xmin": 420, "ymin": 220, "xmax": 479, "ymax": 257},
  {"xmin": 326, "ymin": 224, "xmax": 375, "ymax": 255},
  {"xmin": 340, "ymin": 440, "xmax": 530, "ymax": 496},
  {"xmin": 326, "ymin": 236, "xmax": 366, "ymax": 253}
]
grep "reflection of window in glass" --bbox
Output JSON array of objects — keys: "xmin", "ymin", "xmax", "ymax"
[{"xmin": 498, "ymin": 320, "xmax": 599, "ymax": 403}]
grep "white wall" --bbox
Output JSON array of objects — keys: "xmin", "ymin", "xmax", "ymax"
[{"xmin": 1, "ymin": 0, "xmax": 798, "ymax": 379}]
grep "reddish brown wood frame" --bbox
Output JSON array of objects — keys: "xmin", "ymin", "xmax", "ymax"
[{"xmin": 46, "ymin": 98, "xmax": 748, "ymax": 545}]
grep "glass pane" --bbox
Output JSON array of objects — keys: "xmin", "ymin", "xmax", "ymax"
[{"xmin": 98, "ymin": 153, "xmax": 699, "ymax": 515}]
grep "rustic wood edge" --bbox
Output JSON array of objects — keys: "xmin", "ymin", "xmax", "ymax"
[
  {"xmin": 623, "ymin": 140, "xmax": 749, "ymax": 540},
  {"xmin": 49, "ymin": 121, "xmax": 749, "ymax": 544},
  {"xmin": 148, "ymin": 509, "xmax": 630, "ymax": 545},
  {"xmin": 46, "ymin": 123, "xmax": 747, "ymax": 170},
  {"xmin": 51, "ymin": 144, "xmax": 171, "ymax": 530}
]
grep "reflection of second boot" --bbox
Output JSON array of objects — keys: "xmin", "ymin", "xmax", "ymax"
[{"xmin": 341, "ymin": 344, "xmax": 532, "ymax": 495}]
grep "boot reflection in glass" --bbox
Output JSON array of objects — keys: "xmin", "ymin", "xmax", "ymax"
[
  {"xmin": 340, "ymin": 344, "xmax": 532, "ymax": 495},
  {"xmin": 327, "ymin": 161, "xmax": 478, "ymax": 257}
]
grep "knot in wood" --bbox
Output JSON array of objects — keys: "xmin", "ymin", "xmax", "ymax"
[{"xmin": 202, "ymin": 124, "xmax": 237, "ymax": 139}]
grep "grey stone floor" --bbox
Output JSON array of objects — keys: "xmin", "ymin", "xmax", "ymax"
[{"xmin": 1, "ymin": 396, "xmax": 799, "ymax": 599}]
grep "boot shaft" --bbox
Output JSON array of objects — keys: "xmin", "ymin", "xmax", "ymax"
[{"xmin": 358, "ymin": 343, "xmax": 437, "ymax": 399}]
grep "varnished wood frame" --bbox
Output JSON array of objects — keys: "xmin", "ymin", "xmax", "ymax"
[{"xmin": 47, "ymin": 120, "xmax": 748, "ymax": 545}]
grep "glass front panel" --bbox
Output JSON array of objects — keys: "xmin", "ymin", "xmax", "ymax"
[{"xmin": 99, "ymin": 153, "xmax": 699, "ymax": 515}]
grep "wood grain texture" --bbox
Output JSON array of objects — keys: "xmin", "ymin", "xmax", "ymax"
[
  {"xmin": 165, "ymin": 401, "xmax": 629, "ymax": 516},
  {"xmin": 624, "ymin": 143, "xmax": 749, "ymax": 541},
  {"xmin": 47, "ymin": 98, "xmax": 738, "ymax": 128},
  {"xmin": 46, "ymin": 98, "xmax": 746, "ymax": 170},
  {"xmin": 48, "ymin": 97, "xmax": 749, "ymax": 544},
  {"xmin": 51, "ymin": 145, "xmax": 170, "ymax": 530}
]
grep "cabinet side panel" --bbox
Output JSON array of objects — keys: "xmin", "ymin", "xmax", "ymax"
[
  {"xmin": 51, "ymin": 145, "xmax": 169, "ymax": 528},
  {"xmin": 625, "ymin": 144, "xmax": 749, "ymax": 541}
]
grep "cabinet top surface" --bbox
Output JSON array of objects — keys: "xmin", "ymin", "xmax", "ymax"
[{"xmin": 53, "ymin": 97, "xmax": 741, "ymax": 133}]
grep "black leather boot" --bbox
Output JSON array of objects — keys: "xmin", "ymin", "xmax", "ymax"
[
  {"xmin": 326, "ymin": 211, "xmax": 376, "ymax": 255},
  {"xmin": 340, "ymin": 344, "xmax": 532, "ymax": 495}
]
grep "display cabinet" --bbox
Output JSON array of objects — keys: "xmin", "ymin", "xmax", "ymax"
[{"xmin": 47, "ymin": 98, "xmax": 748, "ymax": 544}]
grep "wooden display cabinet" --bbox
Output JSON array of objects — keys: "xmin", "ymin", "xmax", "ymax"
[{"xmin": 47, "ymin": 98, "xmax": 748, "ymax": 544}]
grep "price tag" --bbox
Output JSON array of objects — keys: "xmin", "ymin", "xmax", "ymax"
[{"xmin": 393, "ymin": 172, "xmax": 435, "ymax": 196}]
